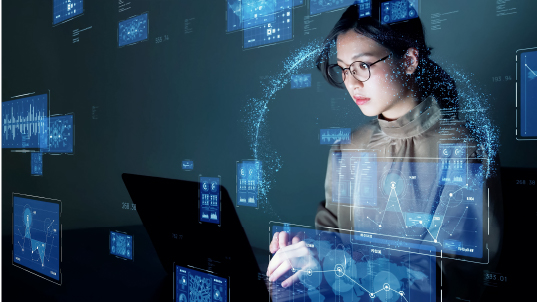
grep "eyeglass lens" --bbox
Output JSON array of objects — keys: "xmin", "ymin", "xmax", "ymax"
[{"xmin": 329, "ymin": 61, "xmax": 371, "ymax": 84}]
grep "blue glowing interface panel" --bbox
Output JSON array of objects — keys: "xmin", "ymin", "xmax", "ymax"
[
  {"xmin": 110, "ymin": 231, "xmax": 133, "ymax": 260},
  {"xmin": 270, "ymin": 224, "xmax": 436, "ymax": 302},
  {"xmin": 43, "ymin": 114, "xmax": 74, "ymax": 154},
  {"xmin": 2, "ymin": 94, "xmax": 48, "ymax": 149},
  {"xmin": 237, "ymin": 160, "xmax": 262, "ymax": 207},
  {"xmin": 227, "ymin": 0, "xmax": 242, "ymax": 32},
  {"xmin": 31, "ymin": 153, "xmax": 43, "ymax": 176},
  {"xmin": 293, "ymin": 0, "xmax": 303, "ymax": 6},
  {"xmin": 310, "ymin": 0, "xmax": 356, "ymax": 15},
  {"xmin": 320, "ymin": 128, "xmax": 351, "ymax": 145},
  {"xmin": 438, "ymin": 143, "xmax": 467, "ymax": 184},
  {"xmin": 357, "ymin": 0, "xmax": 372, "ymax": 18},
  {"xmin": 175, "ymin": 265, "xmax": 228, "ymax": 302},
  {"xmin": 13, "ymin": 195, "xmax": 61, "ymax": 282},
  {"xmin": 519, "ymin": 49, "xmax": 537, "ymax": 137},
  {"xmin": 291, "ymin": 74, "xmax": 311, "ymax": 89},
  {"xmin": 242, "ymin": 0, "xmax": 276, "ymax": 29},
  {"xmin": 244, "ymin": 2, "xmax": 292, "ymax": 49},
  {"xmin": 331, "ymin": 151, "xmax": 484, "ymax": 258},
  {"xmin": 182, "ymin": 160, "xmax": 194, "ymax": 170},
  {"xmin": 118, "ymin": 13, "xmax": 148, "ymax": 47},
  {"xmin": 381, "ymin": 0, "xmax": 419, "ymax": 24},
  {"xmin": 331, "ymin": 152, "xmax": 377, "ymax": 206},
  {"xmin": 200, "ymin": 177, "xmax": 221, "ymax": 224},
  {"xmin": 53, "ymin": 0, "xmax": 83, "ymax": 25}
]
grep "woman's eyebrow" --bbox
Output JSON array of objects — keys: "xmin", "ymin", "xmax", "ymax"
[{"xmin": 337, "ymin": 52, "xmax": 375, "ymax": 63}]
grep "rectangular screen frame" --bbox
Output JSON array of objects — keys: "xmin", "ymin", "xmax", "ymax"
[
  {"xmin": 12, "ymin": 193, "xmax": 62, "ymax": 285},
  {"xmin": 516, "ymin": 47, "xmax": 537, "ymax": 140}
]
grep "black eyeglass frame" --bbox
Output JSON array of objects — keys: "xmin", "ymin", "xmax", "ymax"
[{"xmin": 328, "ymin": 52, "xmax": 393, "ymax": 84}]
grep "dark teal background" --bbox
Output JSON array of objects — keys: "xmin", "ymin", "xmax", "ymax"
[{"xmin": 2, "ymin": 1, "xmax": 536, "ymax": 300}]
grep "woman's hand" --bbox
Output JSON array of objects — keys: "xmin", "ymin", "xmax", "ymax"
[{"xmin": 267, "ymin": 231, "xmax": 317, "ymax": 288}]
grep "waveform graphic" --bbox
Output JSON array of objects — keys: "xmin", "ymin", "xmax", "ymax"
[
  {"xmin": 2, "ymin": 94, "xmax": 48, "ymax": 149},
  {"xmin": 320, "ymin": 128, "xmax": 351, "ymax": 145}
]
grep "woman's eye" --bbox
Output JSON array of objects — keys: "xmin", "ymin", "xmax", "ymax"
[{"xmin": 359, "ymin": 63, "xmax": 369, "ymax": 69}]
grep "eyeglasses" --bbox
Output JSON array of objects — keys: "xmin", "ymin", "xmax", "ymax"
[{"xmin": 328, "ymin": 53, "xmax": 392, "ymax": 84}]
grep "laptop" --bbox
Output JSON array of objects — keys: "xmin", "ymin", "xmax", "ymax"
[{"xmin": 122, "ymin": 173, "xmax": 270, "ymax": 301}]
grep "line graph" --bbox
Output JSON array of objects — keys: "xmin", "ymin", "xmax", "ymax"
[
  {"xmin": 2, "ymin": 93, "xmax": 48, "ymax": 149},
  {"xmin": 520, "ymin": 49, "xmax": 537, "ymax": 137},
  {"xmin": 270, "ymin": 225, "xmax": 436, "ymax": 302},
  {"xmin": 331, "ymin": 151, "xmax": 484, "ymax": 258},
  {"xmin": 13, "ymin": 194, "xmax": 61, "ymax": 282}
]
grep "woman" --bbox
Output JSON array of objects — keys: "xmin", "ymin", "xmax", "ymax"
[{"xmin": 268, "ymin": 3, "xmax": 502, "ymax": 300}]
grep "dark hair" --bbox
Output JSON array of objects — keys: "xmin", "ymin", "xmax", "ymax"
[{"xmin": 316, "ymin": 3, "xmax": 458, "ymax": 114}]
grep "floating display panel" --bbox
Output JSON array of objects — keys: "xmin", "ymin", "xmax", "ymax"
[
  {"xmin": 109, "ymin": 231, "xmax": 133, "ymax": 260},
  {"xmin": 182, "ymin": 160, "xmax": 194, "ymax": 170},
  {"xmin": 13, "ymin": 194, "xmax": 61, "ymax": 284},
  {"xmin": 330, "ymin": 150, "xmax": 485, "ymax": 259},
  {"xmin": 42, "ymin": 114, "xmax": 74, "ymax": 154},
  {"xmin": 199, "ymin": 176, "xmax": 221, "ymax": 224},
  {"xmin": 320, "ymin": 128, "xmax": 351, "ymax": 145},
  {"xmin": 242, "ymin": 0, "xmax": 276, "ymax": 29},
  {"xmin": 269, "ymin": 223, "xmax": 436, "ymax": 302},
  {"xmin": 290, "ymin": 74, "xmax": 311, "ymax": 89},
  {"xmin": 438, "ymin": 143, "xmax": 467, "ymax": 185},
  {"xmin": 53, "ymin": 0, "xmax": 83, "ymax": 25},
  {"xmin": 381, "ymin": 0, "xmax": 419, "ymax": 24},
  {"xmin": 31, "ymin": 152, "xmax": 43, "ymax": 176},
  {"xmin": 243, "ymin": 3, "xmax": 292, "ymax": 49},
  {"xmin": 2, "ymin": 93, "xmax": 48, "ymax": 149},
  {"xmin": 309, "ymin": 0, "xmax": 355, "ymax": 15},
  {"xmin": 357, "ymin": 0, "xmax": 372, "ymax": 18},
  {"xmin": 237, "ymin": 160, "xmax": 261, "ymax": 207},
  {"xmin": 118, "ymin": 13, "xmax": 149, "ymax": 47},
  {"xmin": 227, "ymin": 0, "xmax": 242, "ymax": 32},
  {"xmin": 175, "ymin": 265, "xmax": 228, "ymax": 302},
  {"xmin": 331, "ymin": 152, "xmax": 377, "ymax": 206},
  {"xmin": 517, "ymin": 47, "xmax": 537, "ymax": 139}
]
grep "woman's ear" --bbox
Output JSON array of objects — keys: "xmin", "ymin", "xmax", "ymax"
[{"xmin": 405, "ymin": 47, "xmax": 420, "ymax": 75}]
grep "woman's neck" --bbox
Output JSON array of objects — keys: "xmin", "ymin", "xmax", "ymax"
[{"xmin": 379, "ymin": 93, "xmax": 422, "ymax": 122}]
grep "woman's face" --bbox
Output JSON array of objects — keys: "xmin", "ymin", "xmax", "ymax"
[{"xmin": 336, "ymin": 30, "xmax": 418, "ymax": 120}]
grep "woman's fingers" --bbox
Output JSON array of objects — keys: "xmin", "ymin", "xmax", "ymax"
[
  {"xmin": 279, "ymin": 231, "xmax": 290, "ymax": 249},
  {"xmin": 268, "ymin": 256, "xmax": 293, "ymax": 282},
  {"xmin": 267, "ymin": 241, "xmax": 309, "ymax": 279},
  {"xmin": 281, "ymin": 271, "xmax": 302, "ymax": 288},
  {"xmin": 269, "ymin": 232, "xmax": 280, "ymax": 254}
]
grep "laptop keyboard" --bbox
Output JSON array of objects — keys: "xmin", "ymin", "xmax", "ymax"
[{"xmin": 259, "ymin": 272, "xmax": 310, "ymax": 302}]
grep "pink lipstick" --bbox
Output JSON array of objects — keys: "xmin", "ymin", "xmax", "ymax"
[{"xmin": 353, "ymin": 96, "xmax": 370, "ymax": 105}]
